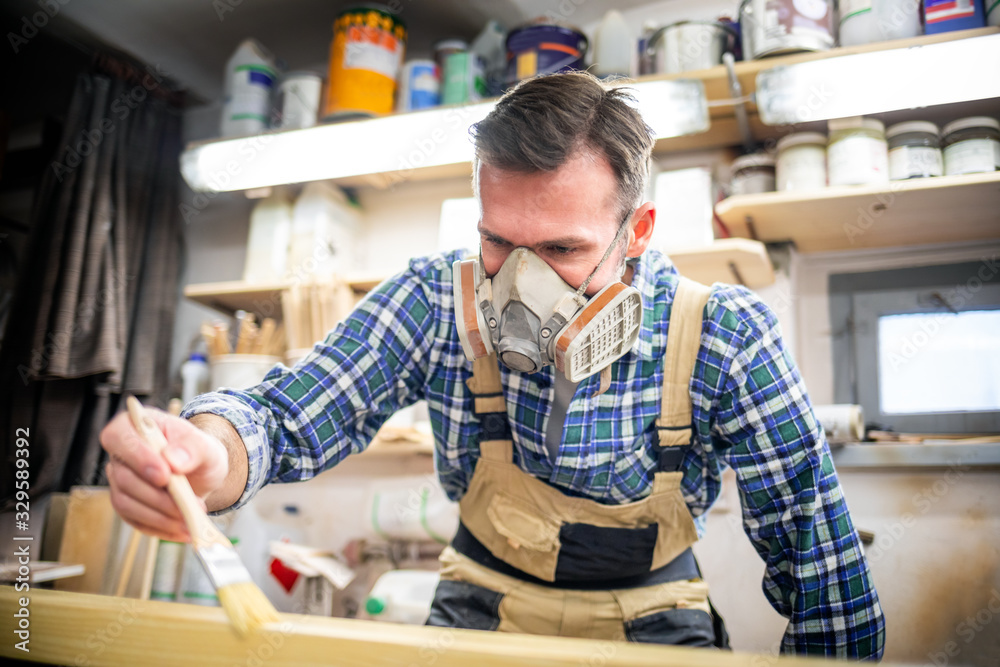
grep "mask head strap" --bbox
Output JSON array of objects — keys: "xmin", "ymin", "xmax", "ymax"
[{"xmin": 575, "ymin": 211, "xmax": 632, "ymax": 296}]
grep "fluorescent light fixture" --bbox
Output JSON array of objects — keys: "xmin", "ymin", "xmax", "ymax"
[
  {"xmin": 756, "ymin": 33, "xmax": 1000, "ymax": 126},
  {"xmin": 180, "ymin": 80, "xmax": 710, "ymax": 193}
]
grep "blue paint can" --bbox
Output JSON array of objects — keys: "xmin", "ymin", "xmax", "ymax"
[
  {"xmin": 398, "ymin": 59, "xmax": 441, "ymax": 111},
  {"xmin": 505, "ymin": 21, "xmax": 588, "ymax": 86}
]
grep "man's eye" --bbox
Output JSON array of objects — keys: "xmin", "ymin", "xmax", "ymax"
[
  {"xmin": 484, "ymin": 237, "xmax": 508, "ymax": 248},
  {"xmin": 547, "ymin": 245, "xmax": 575, "ymax": 255}
]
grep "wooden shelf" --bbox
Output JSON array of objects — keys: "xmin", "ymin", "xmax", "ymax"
[
  {"xmin": 668, "ymin": 238, "xmax": 775, "ymax": 288},
  {"xmin": 184, "ymin": 275, "xmax": 385, "ymax": 318},
  {"xmin": 180, "ymin": 28, "xmax": 997, "ymax": 191},
  {"xmin": 715, "ymin": 171, "xmax": 1000, "ymax": 253}
]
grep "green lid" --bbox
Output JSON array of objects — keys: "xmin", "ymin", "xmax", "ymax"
[{"xmin": 365, "ymin": 596, "xmax": 386, "ymax": 615}]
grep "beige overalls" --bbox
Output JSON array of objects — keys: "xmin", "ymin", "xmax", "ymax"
[{"xmin": 428, "ymin": 277, "xmax": 720, "ymax": 644}]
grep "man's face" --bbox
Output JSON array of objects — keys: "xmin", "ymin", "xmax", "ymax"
[{"xmin": 477, "ymin": 151, "xmax": 627, "ymax": 297}]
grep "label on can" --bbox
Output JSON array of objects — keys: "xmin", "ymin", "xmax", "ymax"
[
  {"xmin": 400, "ymin": 61, "xmax": 440, "ymax": 111},
  {"xmin": 944, "ymin": 139, "xmax": 1000, "ymax": 175},
  {"xmin": 828, "ymin": 135, "xmax": 889, "ymax": 186},
  {"xmin": 344, "ymin": 26, "xmax": 402, "ymax": 78},
  {"xmin": 925, "ymin": 0, "xmax": 975, "ymax": 23},
  {"xmin": 889, "ymin": 146, "xmax": 944, "ymax": 180}
]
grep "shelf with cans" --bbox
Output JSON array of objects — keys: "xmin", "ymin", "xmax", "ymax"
[{"xmin": 183, "ymin": 26, "xmax": 999, "ymax": 193}]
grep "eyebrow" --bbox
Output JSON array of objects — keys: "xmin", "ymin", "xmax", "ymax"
[{"xmin": 477, "ymin": 223, "xmax": 591, "ymax": 248}]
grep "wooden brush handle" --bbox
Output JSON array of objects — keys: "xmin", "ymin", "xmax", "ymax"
[{"xmin": 125, "ymin": 397, "xmax": 230, "ymax": 549}]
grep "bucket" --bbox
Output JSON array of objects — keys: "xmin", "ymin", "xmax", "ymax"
[
  {"xmin": 274, "ymin": 71, "xmax": 323, "ymax": 129},
  {"xmin": 324, "ymin": 4, "xmax": 407, "ymax": 118},
  {"xmin": 505, "ymin": 20, "xmax": 588, "ymax": 86},
  {"xmin": 646, "ymin": 21, "xmax": 738, "ymax": 74},
  {"xmin": 209, "ymin": 354, "xmax": 281, "ymax": 391},
  {"xmin": 739, "ymin": 0, "xmax": 834, "ymax": 59}
]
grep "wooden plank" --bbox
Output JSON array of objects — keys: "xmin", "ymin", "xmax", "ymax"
[
  {"xmin": 715, "ymin": 171, "xmax": 1000, "ymax": 253},
  {"xmin": 668, "ymin": 239, "xmax": 775, "ymax": 288},
  {"xmin": 54, "ymin": 487, "xmax": 118, "ymax": 595},
  {"xmin": 0, "ymin": 587, "xmax": 837, "ymax": 667}
]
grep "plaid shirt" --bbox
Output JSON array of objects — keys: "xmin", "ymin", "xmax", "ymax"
[{"xmin": 184, "ymin": 249, "xmax": 884, "ymax": 658}]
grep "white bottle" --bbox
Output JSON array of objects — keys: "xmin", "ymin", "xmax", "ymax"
[
  {"xmin": 180, "ymin": 352, "xmax": 210, "ymax": 405},
  {"xmin": 593, "ymin": 10, "xmax": 634, "ymax": 78},
  {"xmin": 470, "ymin": 20, "xmax": 507, "ymax": 95},
  {"xmin": 244, "ymin": 187, "xmax": 293, "ymax": 284},
  {"xmin": 289, "ymin": 182, "xmax": 360, "ymax": 281},
  {"xmin": 149, "ymin": 540, "xmax": 185, "ymax": 602},
  {"xmin": 364, "ymin": 569, "xmax": 441, "ymax": 624},
  {"xmin": 221, "ymin": 39, "xmax": 278, "ymax": 137}
]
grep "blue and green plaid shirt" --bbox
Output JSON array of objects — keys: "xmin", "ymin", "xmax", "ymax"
[{"xmin": 184, "ymin": 249, "xmax": 884, "ymax": 658}]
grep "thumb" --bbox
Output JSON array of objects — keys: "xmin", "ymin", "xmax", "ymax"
[{"xmin": 163, "ymin": 444, "xmax": 194, "ymax": 473}]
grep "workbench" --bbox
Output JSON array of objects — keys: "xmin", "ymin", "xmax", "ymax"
[{"xmin": 1, "ymin": 587, "xmax": 836, "ymax": 667}]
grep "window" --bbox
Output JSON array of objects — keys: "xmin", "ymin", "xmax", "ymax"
[{"xmin": 830, "ymin": 261, "xmax": 1000, "ymax": 434}]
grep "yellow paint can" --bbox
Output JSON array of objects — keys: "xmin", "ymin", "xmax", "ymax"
[{"xmin": 324, "ymin": 5, "xmax": 407, "ymax": 118}]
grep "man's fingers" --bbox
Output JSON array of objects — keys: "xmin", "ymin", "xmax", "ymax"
[
  {"xmin": 109, "ymin": 482, "xmax": 190, "ymax": 540},
  {"xmin": 125, "ymin": 518, "xmax": 191, "ymax": 544},
  {"xmin": 99, "ymin": 412, "xmax": 170, "ymax": 487},
  {"xmin": 106, "ymin": 461, "xmax": 183, "ymax": 521}
]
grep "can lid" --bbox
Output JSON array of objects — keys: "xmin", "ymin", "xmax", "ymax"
[
  {"xmin": 776, "ymin": 132, "xmax": 828, "ymax": 152},
  {"xmin": 885, "ymin": 120, "xmax": 939, "ymax": 139},
  {"xmin": 732, "ymin": 152, "xmax": 776, "ymax": 171},
  {"xmin": 433, "ymin": 39, "xmax": 468, "ymax": 52},
  {"xmin": 828, "ymin": 116, "xmax": 885, "ymax": 134},
  {"xmin": 942, "ymin": 116, "xmax": 1000, "ymax": 137},
  {"xmin": 365, "ymin": 596, "xmax": 386, "ymax": 615}
]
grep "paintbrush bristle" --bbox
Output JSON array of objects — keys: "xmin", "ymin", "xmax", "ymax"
[{"xmin": 217, "ymin": 581, "xmax": 281, "ymax": 637}]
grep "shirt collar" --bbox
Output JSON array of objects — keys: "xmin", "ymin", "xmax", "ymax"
[{"xmin": 628, "ymin": 250, "xmax": 678, "ymax": 361}]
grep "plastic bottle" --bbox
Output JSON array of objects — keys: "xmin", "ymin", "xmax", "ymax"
[
  {"xmin": 289, "ymin": 182, "xmax": 360, "ymax": 281},
  {"xmin": 593, "ymin": 10, "xmax": 634, "ymax": 78},
  {"xmin": 221, "ymin": 39, "xmax": 278, "ymax": 137},
  {"xmin": 364, "ymin": 569, "xmax": 441, "ymax": 624},
  {"xmin": 470, "ymin": 20, "xmax": 507, "ymax": 96},
  {"xmin": 243, "ymin": 187, "xmax": 293, "ymax": 284},
  {"xmin": 180, "ymin": 352, "xmax": 210, "ymax": 405}
]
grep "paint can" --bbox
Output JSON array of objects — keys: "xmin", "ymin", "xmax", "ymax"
[
  {"xmin": 398, "ymin": 59, "xmax": 441, "ymax": 111},
  {"xmin": 442, "ymin": 51, "xmax": 487, "ymax": 105},
  {"xmin": 274, "ymin": 71, "xmax": 323, "ymax": 129},
  {"xmin": 324, "ymin": 4, "xmax": 407, "ymax": 119},
  {"xmin": 505, "ymin": 20, "xmax": 588, "ymax": 86},
  {"xmin": 739, "ymin": 0, "xmax": 834, "ymax": 59}
]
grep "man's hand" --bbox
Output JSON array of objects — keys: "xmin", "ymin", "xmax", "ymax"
[{"xmin": 100, "ymin": 410, "xmax": 229, "ymax": 542}]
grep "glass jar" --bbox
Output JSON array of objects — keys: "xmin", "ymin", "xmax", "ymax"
[
  {"xmin": 776, "ymin": 132, "xmax": 828, "ymax": 191},
  {"xmin": 827, "ymin": 116, "xmax": 889, "ymax": 186},
  {"xmin": 941, "ymin": 116, "xmax": 1000, "ymax": 176},
  {"xmin": 730, "ymin": 152, "xmax": 776, "ymax": 196},
  {"xmin": 886, "ymin": 121, "xmax": 943, "ymax": 180}
]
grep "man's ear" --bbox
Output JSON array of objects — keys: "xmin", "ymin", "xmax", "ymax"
[{"xmin": 625, "ymin": 202, "xmax": 655, "ymax": 257}]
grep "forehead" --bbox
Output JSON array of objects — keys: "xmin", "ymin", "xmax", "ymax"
[{"xmin": 476, "ymin": 154, "xmax": 620, "ymax": 238}]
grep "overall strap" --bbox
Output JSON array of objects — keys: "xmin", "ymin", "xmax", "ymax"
[
  {"xmin": 467, "ymin": 354, "xmax": 513, "ymax": 461},
  {"xmin": 655, "ymin": 277, "xmax": 712, "ymax": 471}
]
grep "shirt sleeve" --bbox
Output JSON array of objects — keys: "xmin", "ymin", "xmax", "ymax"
[
  {"xmin": 181, "ymin": 263, "xmax": 439, "ymax": 510},
  {"xmin": 710, "ymin": 297, "xmax": 885, "ymax": 659}
]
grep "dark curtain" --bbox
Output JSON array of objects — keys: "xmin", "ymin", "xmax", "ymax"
[{"xmin": 0, "ymin": 54, "xmax": 184, "ymax": 508}]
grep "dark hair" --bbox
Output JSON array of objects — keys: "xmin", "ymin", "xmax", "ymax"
[{"xmin": 471, "ymin": 72, "xmax": 655, "ymax": 221}]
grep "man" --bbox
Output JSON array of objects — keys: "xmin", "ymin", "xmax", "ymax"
[{"xmin": 101, "ymin": 72, "xmax": 884, "ymax": 656}]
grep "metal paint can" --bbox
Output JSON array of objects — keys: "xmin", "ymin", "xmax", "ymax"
[
  {"xmin": 324, "ymin": 4, "xmax": 407, "ymax": 118},
  {"xmin": 505, "ymin": 20, "xmax": 588, "ymax": 86},
  {"xmin": 739, "ymin": 0, "xmax": 834, "ymax": 59},
  {"xmin": 645, "ymin": 21, "xmax": 739, "ymax": 74},
  {"xmin": 274, "ymin": 71, "xmax": 323, "ymax": 129},
  {"xmin": 398, "ymin": 59, "xmax": 441, "ymax": 111}
]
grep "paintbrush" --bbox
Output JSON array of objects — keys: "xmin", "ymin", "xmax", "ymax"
[{"xmin": 125, "ymin": 396, "xmax": 279, "ymax": 636}]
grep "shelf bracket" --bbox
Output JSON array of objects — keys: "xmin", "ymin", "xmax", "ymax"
[{"xmin": 723, "ymin": 52, "xmax": 755, "ymax": 153}]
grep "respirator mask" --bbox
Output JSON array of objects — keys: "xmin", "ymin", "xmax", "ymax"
[{"xmin": 453, "ymin": 225, "xmax": 642, "ymax": 383}]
